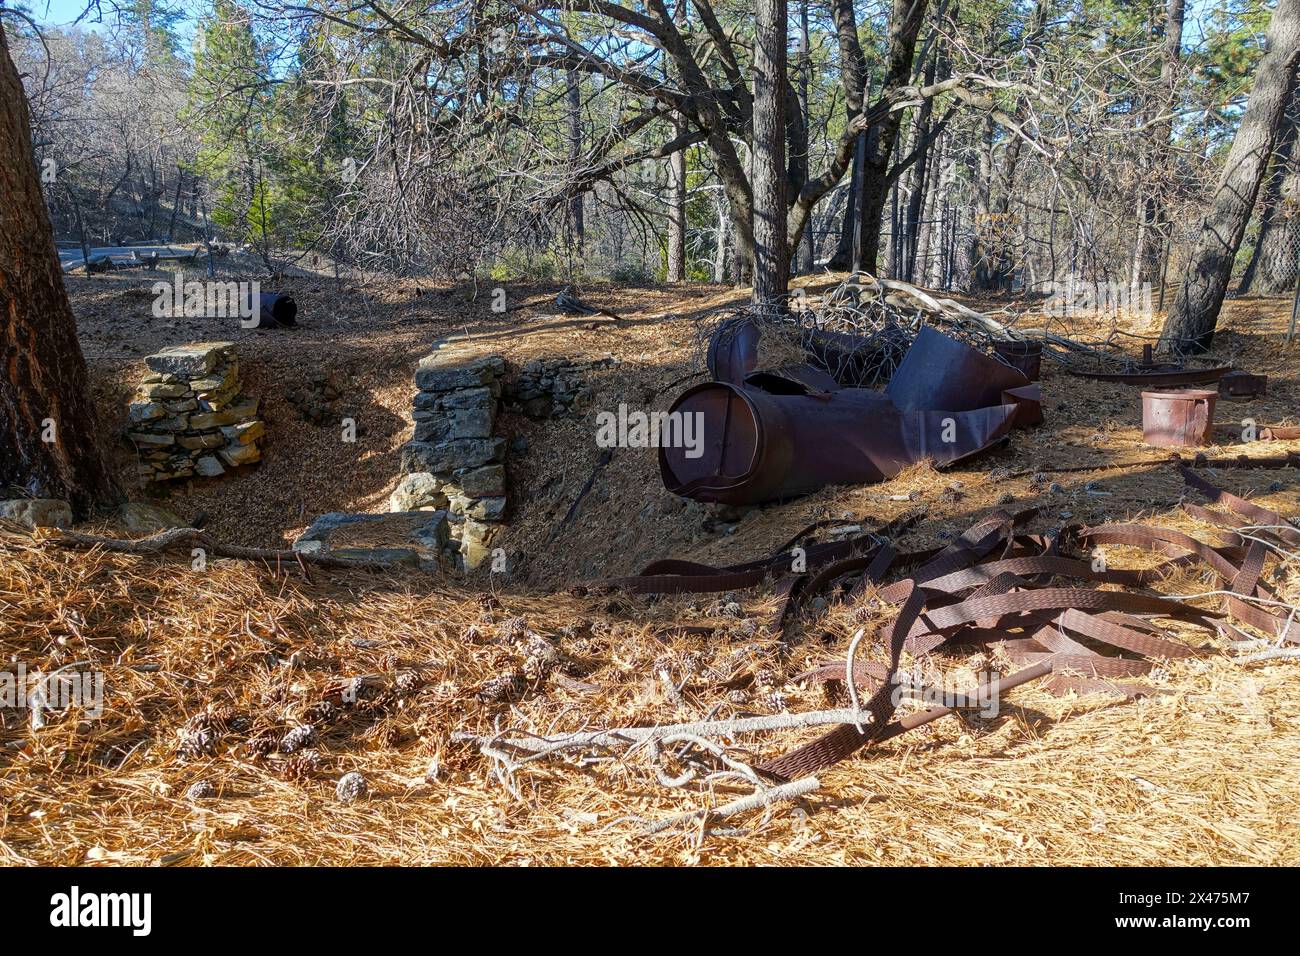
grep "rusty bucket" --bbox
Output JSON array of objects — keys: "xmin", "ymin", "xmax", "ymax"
[
  {"xmin": 993, "ymin": 340, "xmax": 1043, "ymax": 381},
  {"xmin": 1141, "ymin": 389, "xmax": 1217, "ymax": 448}
]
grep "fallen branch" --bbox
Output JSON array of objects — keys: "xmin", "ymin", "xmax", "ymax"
[
  {"xmin": 48, "ymin": 527, "xmax": 410, "ymax": 571},
  {"xmin": 641, "ymin": 777, "xmax": 821, "ymax": 836},
  {"xmin": 454, "ymin": 706, "xmax": 884, "ymax": 757}
]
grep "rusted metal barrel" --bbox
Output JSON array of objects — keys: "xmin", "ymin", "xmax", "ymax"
[
  {"xmin": 1142, "ymin": 389, "xmax": 1217, "ymax": 448},
  {"xmin": 252, "ymin": 292, "xmax": 297, "ymax": 328},
  {"xmin": 993, "ymin": 340, "xmax": 1043, "ymax": 381},
  {"xmin": 658, "ymin": 373, "xmax": 1034, "ymax": 505}
]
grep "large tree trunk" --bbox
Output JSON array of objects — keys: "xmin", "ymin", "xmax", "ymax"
[
  {"xmin": 1160, "ymin": 0, "xmax": 1300, "ymax": 352},
  {"xmin": 751, "ymin": 0, "xmax": 789, "ymax": 302},
  {"xmin": 0, "ymin": 23, "xmax": 122, "ymax": 515},
  {"xmin": 1240, "ymin": 83, "xmax": 1300, "ymax": 294},
  {"xmin": 566, "ymin": 68, "xmax": 585, "ymax": 253},
  {"xmin": 834, "ymin": 0, "xmax": 930, "ymax": 276},
  {"xmin": 665, "ymin": 2, "xmax": 686, "ymax": 281},
  {"xmin": 1139, "ymin": 0, "xmax": 1187, "ymax": 282}
]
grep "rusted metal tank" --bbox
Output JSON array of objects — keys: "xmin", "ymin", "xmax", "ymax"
[
  {"xmin": 993, "ymin": 340, "xmax": 1043, "ymax": 381},
  {"xmin": 1142, "ymin": 389, "xmax": 1217, "ymax": 448},
  {"xmin": 661, "ymin": 326, "xmax": 1042, "ymax": 505}
]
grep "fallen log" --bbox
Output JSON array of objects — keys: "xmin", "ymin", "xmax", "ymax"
[{"xmin": 48, "ymin": 527, "xmax": 414, "ymax": 571}]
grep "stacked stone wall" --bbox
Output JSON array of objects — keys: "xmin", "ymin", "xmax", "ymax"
[{"xmin": 127, "ymin": 342, "xmax": 263, "ymax": 482}]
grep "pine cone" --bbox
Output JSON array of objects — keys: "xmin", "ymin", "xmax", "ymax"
[
  {"xmin": 476, "ymin": 672, "xmax": 526, "ymax": 704},
  {"xmin": 279, "ymin": 724, "xmax": 318, "ymax": 753},
  {"xmin": 186, "ymin": 779, "xmax": 218, "ymax": 801},
  {"xmin": 335, "ymin": 771, "xmax": 369, "ymax": 803}
]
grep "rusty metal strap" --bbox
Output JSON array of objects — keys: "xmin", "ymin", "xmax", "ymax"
[
  {"xmin": 908, "ymin": 587, "xmax": 1220, "ymax": 641},
  {"xmin": 920, "ymin": 556, "xmax": 1101, "ymax": 594},
  {"xmin": 1179, "ymin": 464, "xmax": 1300, "ymax": 548},
  {"xmin": 758, "ymin": 583, "xmax": 927, "ymax": 781},
  {"xmin": 1003, "ymin": 648, "xmax": 1156, "ymax": 678},
  {"xmin": 1057, "ymin": 608, "xmax": 1198, "ymax": 659},
  {"xmin": 1081, "ymin": 523, "xmax": 1289, "ymax": 639},
  {"xmin": 1080, "ymin": 524, "xmax": 1247, "ymax": 589},
  {"xmin": 602, "ymin": 514, "xmax": 922, "ymax": 595}
]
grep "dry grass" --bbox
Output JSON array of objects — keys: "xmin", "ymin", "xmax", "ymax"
[
  {"xmin": 2, "ymin": 275, "xmax": 1299, "ymax": 866},
  {"xmin": 2, "ymin": 491, "xmax": 1299, "ymax": 865}
]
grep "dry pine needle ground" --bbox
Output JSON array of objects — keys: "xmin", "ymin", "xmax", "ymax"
[{"xmin": 1, "ymin": 276, "xmax": 1299, "ymax": 865}]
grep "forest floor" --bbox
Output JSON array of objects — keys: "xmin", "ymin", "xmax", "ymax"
[{"xmin": 2, "ymin": 266, "xmax": 1299, "ymax": 865}]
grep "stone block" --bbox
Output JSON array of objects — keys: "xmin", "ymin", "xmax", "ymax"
[
  {"xmin": 128, "ymin": 402, "xmax": 166, "ymax": 423},
  {"xmin": 220, "ymin": 420, "xmax": 265, "ymax": 445},
  {"xmin": 414, "ymin": 352, "xmax": 506, "ymax": 392},
  {"xmin": 459, "ymin": 520, "xmax": 499, "ymax": 570},
  {"xmin": 401, "ymin": 437, "xmax": 505, "ymax": 474},
  {"xmin": 293, "ymin": 511, "xmax": 451, "ymax": 568},
  {"xmin": 450, "ymin": 494, "xmax": 506, "ymax": 521},
  {"xmin": 389, "ymin": 472, "xmax": 448, "ymax": 511},
  {"xmin": 217, "ymin": 441, "xmax": 261, "ymax": 467},
  {"xmin": 190, "ymin": 398, "xmax": 259, "ymax": 430},
  {"xmin": 413, "ymin": 386, "xmax": 495, "ymax": 413},
  {"xmin": 145, "ymin": 342, "xmax": 234, "ymax": 377},
  {"xmin": 195, "ymin": 456, "xmax": 226, "ymax": 477},
  {"xmin": 139, "ymin": 382, "xmax": 191, "ymax": 400},
  {"xmin": 413, "ymin": 405, "xmax": 495, "ymax": 443},
  {"xmin": 177, "ymin": 433, "xmax": 226, "ymax": 450},
  {"xmin": 453, "ymin": 464, "xmax": 506, "ymax": 498},
  {"xmin": 152, "ymin": 414, "xmax": 191, "ymax": 433},
  {"xmin": 0, "ymin": 498, "xmax": 72, "ymax": 529}
]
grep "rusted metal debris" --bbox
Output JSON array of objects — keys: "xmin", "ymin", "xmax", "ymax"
[
  {"xmin": 1069, "ymin": 345, "xmax": 1232, "ymax": 386},
  {"xmin": 993, "ymin": 339, "xmax": 1043, "ymax": 381},
  {"xmin": 1141, "ymin": 389, "xmax": 1217, "ymax": 448},
  {"xmin": 601, "ymin": 459, "xmax": 1299, "ymax": 779},
  {"xmin": 1219, "ymin": 370, "xmax": 1268, "ymax": 398},
  {"xmin": 665, "ymin": 322, "xmax": 1042, "ymax": 505}
]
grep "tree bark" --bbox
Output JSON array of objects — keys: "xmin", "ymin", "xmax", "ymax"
[
  {"xmin": 1140, "ymin": 0, "xmax": 1187, "ymax": 283},
  {"xmin": 0, "ymin": 22, "xmax": 122, "ymax": 515},
  {"xmin": 665, "ymin": 2, "xmax": 686, "ymax": 281},
  {"xmin": 566, "ymin": 68, "xmax": 585, "ymax": 253},
  {"xmin": 792, "ymin": 0, "xmax": 815, "ymax": 274},
  {"xmin": 903, "ymin": 48, "xmax": 939, "ymax": 283},
  {"xmin": 713, "ymin": 190, "xmax": 729, "ymax": 282},
  {"xmin": 751, "ymin": 0, "xmax": 789, "ymax": 302},
  {"xmin": 1160, "ymin": 0, "xmax": 1300, "ymax": 352},
  {"xmin": 836, "ymin": 0, "xmax": 930, "ymax": 276},
  {"xmin": 1240, "ymin": 83, "xmax": 1300, "ymax": 294}
]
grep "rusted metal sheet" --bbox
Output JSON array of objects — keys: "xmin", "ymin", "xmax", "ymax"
[
  {"xmin": 1219, "ymin": 370, "xmax": 1267, "ymax": 398},
  {"xmin": 663, "ymin": 325, "xmax": 1041, "ymax": 505},
  {"xmin": 1075, "ymin": 364, "xmax": 1230, "ymax": 386}
]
